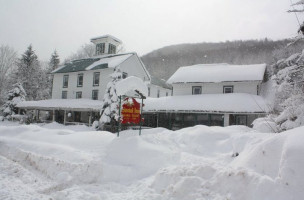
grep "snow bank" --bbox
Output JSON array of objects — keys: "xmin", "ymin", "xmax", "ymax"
[{"xmin": 1, "ymin": 122, "xmax": 304, "ymax": 199}]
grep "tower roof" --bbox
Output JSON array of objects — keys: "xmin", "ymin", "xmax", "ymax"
[{"xmin": 90, "ymin": 34, "xmax": 122, "ymax": 44}]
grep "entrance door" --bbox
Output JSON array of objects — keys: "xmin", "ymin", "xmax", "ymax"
[{"xmin": 74, "ymin": 112, "xmax": 81, "ymax": 122}]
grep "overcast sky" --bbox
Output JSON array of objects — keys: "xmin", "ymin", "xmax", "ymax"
[{"xmin": 0, "ymin": 0, "xmax": 302, "ymax": 61}]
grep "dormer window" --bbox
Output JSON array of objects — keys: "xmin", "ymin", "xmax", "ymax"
[
  {"xmin": 96, "ymin": 43, "xmax": 105, "ymax": 55},
  {"xmin": 108, "ymin": 43, "xmax": 116, "ymax": 54}
]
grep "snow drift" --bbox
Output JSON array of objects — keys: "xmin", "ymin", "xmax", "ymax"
[{"xmin": 0, "ymin": 122, "xmax": 304, "ymax": 199}]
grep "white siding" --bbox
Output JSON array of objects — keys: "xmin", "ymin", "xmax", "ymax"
[
  {"xmin": 148, "ymin": 84, "xmax": 172, "ymax": 98},
  {"xmin": 172, "ymin": 81, "xmax": 261, "ymax": 96},
  {"xmin": 52, "ymin": 68, "xmax": 113, "ymax": 100},
  {"xmin": 119, "ymin": 55, "xmax": 150, "ymax": 81},
  {"xmin": 52, "ymin": 54, "xmax": 153, "ymax": 100}
]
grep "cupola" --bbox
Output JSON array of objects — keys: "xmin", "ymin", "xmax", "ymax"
[{"xmin": 90, "ymin": 34, "xmax": 122, "ymax": 56}]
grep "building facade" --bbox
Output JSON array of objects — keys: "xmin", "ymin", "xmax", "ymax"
[{"xmin": 142, "ymin": 63, "xmax": 269, "ymax": 129}]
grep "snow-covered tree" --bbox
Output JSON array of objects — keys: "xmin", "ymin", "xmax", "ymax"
[
  {"xmin": 13, "ymin": 45, "xmax": 47, "ymax": 100},
  {"xmin": 268, "ymin": 50, "xmax": 304, "ymax": 131},
  {"xmin": 1, "ymin": 83, "xmax": 26, "ymax": 117},
  {"xmin": 99, "ymin": 66, "xmax": 123, "ymax": 129},
  {"xmin": 0, "ymin": 45, "xmax": 17, "ymax": 105},
  {"xmin": 46, "ymin": 50, "xmax": 60, "ymax": 98},
  {"xmin": 49, "ymin": 50, "xmax": 60, "ymax": 72}
]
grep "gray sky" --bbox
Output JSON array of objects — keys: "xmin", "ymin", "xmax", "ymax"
[{"xmin": 0, "ymin": 0, "xmax": 302, "ymax": 61}]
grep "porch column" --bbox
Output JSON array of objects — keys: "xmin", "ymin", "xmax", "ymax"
[
  {"xmin": 64, "ymin": 110, "xmax": 67, "ymax": 125},
  {"xmin": 89, "ymin": 112, "xmax": 92, "ymax": 127},
  {"xmin": 224, "ymin": 113, "xmax": 230, "ymax": 127},
  {"xmin": 52, "ymin": 109, "xmax": 55, "ymax": 122},
  {"xmin": 35, "ymin": 109, "xmax": 38, "ymax": 121}
]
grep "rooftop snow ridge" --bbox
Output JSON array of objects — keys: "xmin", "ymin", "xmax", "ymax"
[{"xmin": 167, "ymin": 63, "xmax": 266, "ymax": 84}]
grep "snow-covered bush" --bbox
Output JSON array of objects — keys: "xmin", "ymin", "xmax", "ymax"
[
  {"xmin": 0, "ymin": 83, "xmax": 26, "ymax": 118},
  {"xmin": 252, "ymin": 116, "xmax": 278, "ymax": 133}
]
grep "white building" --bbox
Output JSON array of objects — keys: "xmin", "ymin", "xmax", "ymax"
[
  {"xmin": 142, "ymin": 63, "xmax": 270, "ymax": 129},
  {"xmin": 17, "ymin": 35, "xmax": 172, "ymax": 125},
  {"xmin": 52, "ymin": 35, "xmax": 171, "ymax": 100}
]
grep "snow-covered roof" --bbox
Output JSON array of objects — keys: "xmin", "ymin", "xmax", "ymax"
[
  {"xmin": 167, "ymin": 63, "xmax": 266, "ymax": 84},
  {"xmin": 150, "ymin": 76, "xmax": 172, "ymax": 89},
  {"xmin": 17, "ymin": 99, "xmax": 103, "ymax": 111},
  {"xmin": 144, "ymin": 93, "xmax": 270, "ymax": 113},
  {"xmin": 90, "ymin": 34, "xmax": 122, "ymax": 43},
  {"xmin": 116, "ymin": 76, "xmax": 148, "ymax": 98},
  {"xmin": 52, "ymin": 53, "xmax": 133, "ymax": 74}
]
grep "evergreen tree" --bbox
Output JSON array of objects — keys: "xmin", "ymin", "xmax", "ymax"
[
  {"xmin": 47, "ymin": 50, "xmax": 60, "ymax": 97},
  {"xmin": 14, "ymin": 45, "xmax": 45, "ymax": 100},
  {"xmin": 1, "ymin": 83, "xmax": 26, "ymax": 117},
  {"xmin": 49, "ymin": 50, "xmax": 60, "ymax": 72},
  {"xmin": 99, "ymin": 66, "xmax": 122, "ymax": 129}
]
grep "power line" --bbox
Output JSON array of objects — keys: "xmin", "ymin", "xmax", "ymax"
[{"xmin": 290, "ymin": 0, "xmax": 302, "ymax": 27}]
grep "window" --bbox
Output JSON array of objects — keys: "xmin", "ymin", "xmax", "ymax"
[
  {"xmin": 96, "ymin": 43, "xmax": 105, "ymax": 55},
  {"xmin": 77, "ymin": 74, "xmax": 83, "ymax": 87},
  {"xmin": 108, "ymin": 43, "xmax": 116, "ymax": 54},
  {"xmin": 63, "ymin": 75, "xmax": 69, "ymax": 88},
  {"xmin": 257, "ymin": 85, "xmax": 259, "ymax": 95},
  {"xmin": 122, "ymin": 72, "xmax": 128, "ymax": 79},
  {"xmin": 76, "ymin": 92, "xmax": 82, "ymax": 99},
  {"xmin": 192, "ymin": 86, "xmax": 202, "ymax": 95},
  {"xmin": 166, "ymin": 92, "xmax": 168, "ymax": 96},
  {"xmin": 223, "ymin": 86, "xmax": 234, "ymax": 93},
  {"xmin": 93, "ymin": 72, "xmax": 100, "ymax": 86},
  {"xmin": 157, "ymin": 89, "xmax": 160, "ymax": 98},
  {"xmin": 235, "ymin": 115, "xmax": 247, "ymax": 126},
  {"xmin": 148, "ymin": 87, "xmax": 151, "ymax": 97},
  {"xmin": 62, "ymin": 91, "xmax": 67, "ymax": 99},
  {"xmin": 92, "ymin": 90, "xmax": 99, "ymax": 100}
]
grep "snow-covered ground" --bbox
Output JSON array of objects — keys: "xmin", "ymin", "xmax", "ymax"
[{"xmin": 0, "ymin": 121, "xmax": 303, "ymax": 200}]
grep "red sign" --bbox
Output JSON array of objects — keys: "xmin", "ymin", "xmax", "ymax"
[{"xmin": 121, "ymin": 98, "xmax": 141, "ymax": 124}]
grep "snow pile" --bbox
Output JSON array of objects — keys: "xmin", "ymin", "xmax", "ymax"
[
  {"xmin": 167, "ymin": 63, "xmax": 266, "ymax": 84},
  {"xmin": 1, "ymin": 122, "xmax": 304, "ymax": 199},
  {"xmin": 116, "ymin": 76, "xmax": 148, "ymax": 97}
]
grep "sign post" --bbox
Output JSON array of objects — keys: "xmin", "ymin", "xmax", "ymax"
[
  {"xmin": 117, "ymin": 95, "xmax": 122, "ymax": 137},
  {"xmin": 139, "ymin": 98, "xmax": 144, "ymax": 136}
]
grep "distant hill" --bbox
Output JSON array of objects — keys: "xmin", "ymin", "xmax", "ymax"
[{"xmin": 141, "ymin": 39, "xmax": 303, "ymax": 80}]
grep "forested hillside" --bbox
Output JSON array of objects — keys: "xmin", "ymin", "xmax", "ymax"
[{"xmin": 141, "ymin": 39, "xmax": 304, "ymax": 80}]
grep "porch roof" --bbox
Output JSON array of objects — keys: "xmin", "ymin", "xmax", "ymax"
[
  {"xmin": 143, "ymin": 93, "xmax": 270, "ymax": 114},
  {"xmin": 16, "ymin": 99, "xmax": 103, "ymax": 112}
]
